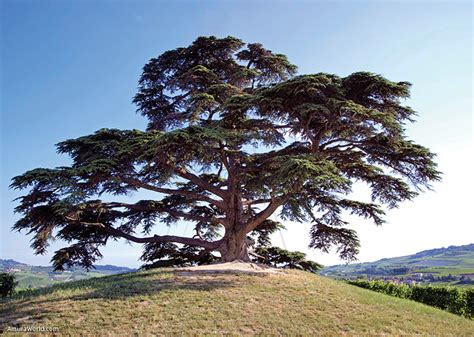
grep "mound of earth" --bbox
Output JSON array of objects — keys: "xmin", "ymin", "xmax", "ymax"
[
  {"xmin": 176, "ymin": 261, "xmax": 281, "ymax": 274},
  {"xmin": 2, "ymin": 268, "xmax": 472, "ymax": 335}
]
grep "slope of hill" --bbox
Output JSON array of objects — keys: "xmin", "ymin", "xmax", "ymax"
[
  {"xmin": 0, "ymin": 259, "xmax": 135, "ymax": 290},
  {"xmin": 0, "ymin": 268, "xmax": 472, "ymax": 335},
  {"xmin": 320, "ymin": 244, "xmax": 474, "ymax": 286}
]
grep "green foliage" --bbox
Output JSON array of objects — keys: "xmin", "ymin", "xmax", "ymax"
[
  {"xmin": 140, "ymin": 243, "xmax": 218, "ymax": 269},
  {"xmin": 248, "ymin": 219, "xmax": 285, "ymax": 247},
  {"xmin": 348, "ymin": 279, "xmax": 474, "ymax": 319},
  {"xmin": 0, "ymin": 273, "xmax": 17, "ymax": 298},
  {"xmin": 247, "ymin": 219, "xmax": 322, "ymax": 272},
  {"xmin": 10, "ymin": 36, "xmax": 441, "ymax": 270},
  {"xmin": 253, "ymin": 246, "xmax": 323, "ymax": 273}
]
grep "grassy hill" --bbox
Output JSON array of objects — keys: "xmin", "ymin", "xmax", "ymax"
[
  {"xmin": 321, "ymin": 243, "xmax": 474, "ymax": 286},
  {"xmin": 1, "ymin": 268, "xmax": 473, "ymax": 335},
  {"xmin": 0, "ymin": 259, "xmax": 135, "ymax": 290}
]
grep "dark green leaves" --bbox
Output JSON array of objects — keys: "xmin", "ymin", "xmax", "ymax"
[
  {"xmin": 310, "ymin": 223, "xmax": 360, "ymax": 261},
  {"xmin": 11, "ymin": 36, "xmax": 441, "ymax": 268},
  {"xmin": 140, "ymin": 243, "xmax": 217, "ymax": 269},
  {"xmin": 253, "ymin": 246, "xmax": 323, "ymax": 273},
  {"xmin": 52, "ymin": 243, "xmax": 104, "ymax": 271}
]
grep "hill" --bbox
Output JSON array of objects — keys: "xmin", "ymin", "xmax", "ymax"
[
  {"xmin": 1, "ymin": 267, "xmax": 472, "ymax": 334},
  {"xmin": 0, "ymin": 259, "xmax": 135, "ymax": 290},
  {"xmin": 321, "ymin": 243, "xmax": 474, "ymax": 286}
]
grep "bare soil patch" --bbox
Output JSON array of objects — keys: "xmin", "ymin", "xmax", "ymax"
[{"xmin": 174, "ymin": 261, "xmax": 281, "ymax": 275}]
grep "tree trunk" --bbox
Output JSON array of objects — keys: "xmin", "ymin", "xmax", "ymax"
[{"xmin": 218, "ymin": 233, "xmax": 251, "ymax": 262}]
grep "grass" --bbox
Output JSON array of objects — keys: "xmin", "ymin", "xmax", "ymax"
[
  {"xmin": 416, "ymin": 267, "xmax": 474, "ymax": 276},
  {"xmin": 9, "ymin": 269, "xmax": 125, "ymax": 291},
  {"xmin": 13, "ymin": 272, "xmax": 62, "ymax": 290},
  {"xmin": 1, "ymin": 268, "xmax": 473, "ymax": 335}
]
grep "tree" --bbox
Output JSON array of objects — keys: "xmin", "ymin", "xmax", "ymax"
[
  {"xmin": 11, "ymin": 36, "xmax": 440, "ymax": 270},
  {"xmin": 0, "ymin": 273, "xmax": 17, "ymax": 298}
]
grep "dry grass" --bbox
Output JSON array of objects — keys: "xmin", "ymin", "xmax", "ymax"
[{"xmin": 1, "ymin": 268, "xmax": 473, "ymax": 335}]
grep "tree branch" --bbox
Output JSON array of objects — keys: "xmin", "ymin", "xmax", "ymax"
[
  {"xmin": 243, "ymin": 198, "xmax": 272, "ymax": 206},
  {"xmin": 65, "ymin": 216, "xmax": 221, "ymax": 250},
  {"xmin": 172, "ymin": 166, "xmax": 229, "ymax": 200},
  {"xmin": 102, "ymin": 201, "xmax": 228, "ymax": 227},
  {"xmin": 122, "ymin": 177, "xmax": 226, "ymax": 210},
  {"xmin": 219, "ymin": 143, "xmax": 232, "ymax": 176},
  {"xmin": 193, "ymin": 222, "xmax": 205, "ymax": 240},
  {"xmin": 244, "ymin": 196, "xmax": 288, "ymax": 232},
  {"xmin": 319, "ymin": 138, "xmax": 364, "ymax": 150}
]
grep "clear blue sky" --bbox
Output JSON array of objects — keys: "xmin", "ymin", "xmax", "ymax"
[{"xmin": 1, "ymin": 0, "xmax": 472, "ymax": 267}]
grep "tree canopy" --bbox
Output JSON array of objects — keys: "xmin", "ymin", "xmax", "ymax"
[{"xmin": 11, "ymin": 36, "xmax": 440, "ymax": 270}]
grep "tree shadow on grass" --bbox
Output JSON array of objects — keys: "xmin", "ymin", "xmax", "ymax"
[
  {"xmin": 3, "ymin": 270, "xmax": 164, "ymax": 301},
  {"xmin": 0, "ymin": 269, "xmax": 268, "ymax": 329},
  {"xmin": 68, "ymin": 270, "xmax": 248, "ymax": 300}
]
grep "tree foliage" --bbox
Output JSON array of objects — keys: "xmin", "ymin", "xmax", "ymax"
[
  {"xmin": 0, "ymin": 273, "xmax": 17, "ymax": 298},
  {"xmin": 253, "ymin": 246, "xmax": 323, "ymax": 273},
  {"xmin": 11, "ymin": 36, "xmax": 440, "ymax": 270}
]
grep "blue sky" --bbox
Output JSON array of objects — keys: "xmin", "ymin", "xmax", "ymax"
[{"xmin": 1, "ymin": 0, "xmax": 472, "ymax": 267}]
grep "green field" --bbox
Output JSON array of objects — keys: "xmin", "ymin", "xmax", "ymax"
[
  {"xmin": 12, "ymin": 270, "xmax": 110, "ymax": 290},
  {"xmin": 0, "ymin": 259, "xmax": 135, "ymax": 290},
  {"xmin": 1, "ymin": 268, "xmax": 472, "ymax": 335},
  {"xmin": 321, "ymin": 244, "xmax": 474, "ymax": 286}
]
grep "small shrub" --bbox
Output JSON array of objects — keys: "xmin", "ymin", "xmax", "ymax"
[
  {"xmin": 461, "ymin": 288, "xmax": 474, "ymax": 318},
  {"xmin": 0, "ymin": 272, "xmax": 18, "ymax": 298}
]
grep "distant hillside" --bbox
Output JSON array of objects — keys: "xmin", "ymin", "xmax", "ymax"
[
  {"xmin": 0, "ymin": 259, "xmax": 135, "ymax": 290},
  {"xmin": 0, "ymin": 268, "xmax": 472, "ymax": 334},
  {"xmin": 320, "ymin": 244, "xmax": 474, "ymax": 286}
]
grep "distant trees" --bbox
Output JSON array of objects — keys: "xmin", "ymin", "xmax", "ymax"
[
  {"xmin": 0, "ymin": 273, "xmax": 17, "ymax": 298},
  {"xmin": 11, "ymin": 36, "xmax": 440, "ymax": 270}
]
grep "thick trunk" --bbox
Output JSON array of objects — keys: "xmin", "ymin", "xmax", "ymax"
[{"xmin": 218, "ymin": 233, "xmax": 251, "ymax": 262}]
